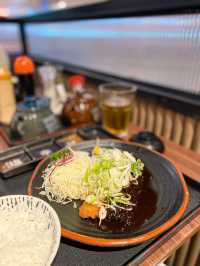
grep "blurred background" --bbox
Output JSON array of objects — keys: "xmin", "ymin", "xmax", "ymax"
[
  {"xmin": 0, "ymin": 0, "xmax": 200, "ymax": 150},
  {"xmin": 0, "ymin": 0, "xmax": 106, "ymax": 17}
]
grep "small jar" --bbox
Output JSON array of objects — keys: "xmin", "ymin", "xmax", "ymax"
[{"xmin": 63, "ymin": 75, "xmax": 97, "ymax": 125}]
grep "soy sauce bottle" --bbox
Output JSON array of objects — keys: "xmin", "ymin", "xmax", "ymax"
[
  {"xmin": 62, "ymin": 75, "xmax": 97, "ymax": 125},
  {"xmin": 14, "ymin": 55, "xmax": 35, "ymax": 101}
]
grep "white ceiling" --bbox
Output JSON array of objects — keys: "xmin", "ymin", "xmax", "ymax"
[{"xmin": 0, "ymin": 0, "xmax": 107, "ymax": 17}]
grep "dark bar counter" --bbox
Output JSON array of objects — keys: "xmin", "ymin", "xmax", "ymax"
[{"xmin": 0, "ymin": 125, "xmax": 200, "ymax": 265}]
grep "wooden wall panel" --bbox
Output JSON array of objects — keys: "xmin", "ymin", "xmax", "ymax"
[
  {"xmin": 145, "ymin": 102, "xmax": 155, "ymax": 131},
  {"xmin": 181, "ymin": 117, "xmax": 195, "ymax": 149},
  {"xmin": 154, "ymin": 106, "xmax": 165, "ymax": 136},
  {"xmin": 171, "ymin": 113, "xmax": 184, "ymax": 145},
  {"xmin": 166, "ymin": 252, "xmax": 176, "ymax": 266},
  {"xmin": 162, "ymin": 109, "xmax": 174, "ymax": 140},
  {"xmin": 132, "ymin": 99, "xmax": 139, "ymax": 126},
  {"xmin": 173, "ymin": 239, "xmax": 191, "ymax": 266},
  {"xmin": 138, "ymin": 100, "xmax": 147, "ymax": 129},
  {"xmin": 185, "ymin": 231, "xmax": 200, "ymax": 266},
  {"xmin": 192, "ymin": 120, "xmax": 200, "ymax": 153},
  {"xmin": 134, "ymin": 97, "xmax": 200, "ymax": 153}
]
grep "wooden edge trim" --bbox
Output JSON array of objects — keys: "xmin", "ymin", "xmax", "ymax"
[
  {"xmin": 0, "ymin": 126, "xmax": 78, "ymax": 146},
  {"xmin": 130, "ymin": 207, "xmax": 200, "ymax": 265},
  {"xmin": 27, "ymin": 140, "xmax": 189, "ymax": 247}
]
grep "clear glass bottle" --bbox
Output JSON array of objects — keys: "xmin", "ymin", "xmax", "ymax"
[{"xmin": 38, "ymin": 64, "xmax": 68, "ymax": 115}]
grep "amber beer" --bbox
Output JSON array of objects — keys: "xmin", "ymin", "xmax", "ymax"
[
  {"xmin": 100, "ymin": 83, "xmax": 136, "ymax": 137},
  {"xmin": 101, "ymin": 97, "xmax": 132, "ymax": 136}
]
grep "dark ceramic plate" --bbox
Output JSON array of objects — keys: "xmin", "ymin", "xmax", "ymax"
[{"xmin": 28, "ymin": 140, "xmax": 189, "ymax": 247}]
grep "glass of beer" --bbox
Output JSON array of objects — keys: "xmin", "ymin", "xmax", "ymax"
[{"xmin": 99, "ymin": 83, "xmax": 137, "ymax": 137}]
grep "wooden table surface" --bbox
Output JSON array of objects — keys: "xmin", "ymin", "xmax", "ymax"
[{"xmin": 129, "ymin": 125, "xmax": 200, "ymax": 183}]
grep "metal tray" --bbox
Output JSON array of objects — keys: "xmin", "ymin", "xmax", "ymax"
[{"xmin": 0, "ymin": 139, "xmax": 63, "ymax": 178}]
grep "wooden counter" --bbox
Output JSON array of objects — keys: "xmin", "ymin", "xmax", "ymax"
[
  {"xmin": 129, "ymin": 125, "xmax": 200, "ymax": 265},
  {"xmin": 139, "ymin": 211, "xmax": 200, "ymax": 265},
  {"xmin": 129, "ymin": 125, "xmax": 200, "ymax": 183}
]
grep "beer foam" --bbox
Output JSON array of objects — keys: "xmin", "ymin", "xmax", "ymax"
[{"xmin": 104, "ymin": 96, "xmax": 130, "ymax": 107}]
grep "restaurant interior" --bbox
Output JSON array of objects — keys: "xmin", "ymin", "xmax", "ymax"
[{"xmin": 0, "ymin": 1, "xmax": 200, "ymax": 265}]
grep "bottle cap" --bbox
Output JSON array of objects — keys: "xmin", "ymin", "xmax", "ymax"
[
  {"xmin": 0, "ymin": 67, "xmax": 11, "ymax": 80},
  {"xmin": 67, "ymin": 75, "xmax": 86, "ymax": 89},
  {"xmin": 14, "ymin": 55, "xmax": 35, "ymax": 74}
]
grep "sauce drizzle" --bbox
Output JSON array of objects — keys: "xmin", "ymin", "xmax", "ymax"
[{"xmin": 91, "ymin": 168, "xmax": 157, "ymax": 233}]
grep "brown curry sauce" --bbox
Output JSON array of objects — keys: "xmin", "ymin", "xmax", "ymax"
[{"xmin": 90, "ymin": 168, "xmax": 157, "ymax": 233}]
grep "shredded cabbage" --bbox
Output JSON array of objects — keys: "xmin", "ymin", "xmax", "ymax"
[
  {"xmin": 83, "ymin": 148, "xmax": 144, "ymax": 207},
  {"xmin": 41, "ymin": 151, "xmax": 91, "ymax": 204},
  {"xmin": 41, "ymin": 147, "xmax": 144, "ymax": 216}
]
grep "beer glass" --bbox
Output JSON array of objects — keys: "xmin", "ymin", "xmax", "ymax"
[{"xmin": 99, "ymin": 83, "xmax": 137, "ymax": 137}]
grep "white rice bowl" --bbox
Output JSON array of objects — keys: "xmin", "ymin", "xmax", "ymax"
[{"xmin": 0, "ymin": 195, "xmax": 61, "ymax": 266}]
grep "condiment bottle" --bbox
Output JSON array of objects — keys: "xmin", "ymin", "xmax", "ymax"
[
  {"xmin": 14, "ymin": 55, "xmax": 35, "ymax": 100},
  {"xmin": 68, "ymin": 75, "xmax": 85, "ymax": 95},
  {"xmin": 38, "ymin": 63, "xmax": 68, "ymax": 115},
  {"xmin": 62, "ymin": 75, "xmax": 97, "ymax": 125},
  {"xmin": 0, "ymin": 67, "xmax": 16, "ymax": 125},
  {"xmin": 55, "ymin": 71, "xmax": 68, "ymax": 105}
]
